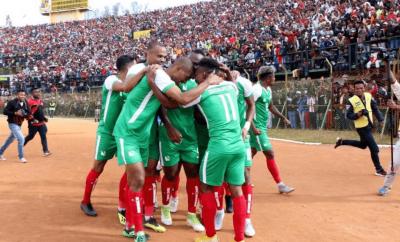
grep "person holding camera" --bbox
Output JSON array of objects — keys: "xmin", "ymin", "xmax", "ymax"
[
  {"xmin": 334, "ymin": 80, "xmax": 386, "ymax": 176},
  {"xmin": 0, "ymin": 90, "xmax": 31, "ymax": 163},
  {"xmin": 24, "ymin": 87, "xmax": 51, "ymax": 157}
]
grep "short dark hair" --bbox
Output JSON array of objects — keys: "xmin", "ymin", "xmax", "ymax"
[
  {"xmin": 147, "ymin": 40, "xmax": 162, "ymax": 51},
  {"xmin": 192, "ymin": 49, "xmax": 206, "ymax": 56},
  {"xmin": 197, "ymin": 58, "xmax": 220, "ymax": 72},
  {"xmin": 16, "ymin": 89, "xmax": 25, "ymax": 93},
  {"xmin": 116, "ymin": 55, "xmax": 135, "ymax": 71},
  {"xmin": 353, "ymin": 80, "xmax": 365, "ymax": 86}
]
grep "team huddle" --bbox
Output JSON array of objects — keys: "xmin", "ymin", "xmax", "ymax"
[{"xmin": 79, "ymin": 42, "xmax": 295, "ymax": 242}]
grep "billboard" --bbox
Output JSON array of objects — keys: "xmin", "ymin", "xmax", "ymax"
[
  {"xmin": 40, "ymin": 0, "xmax": 51, "ymax": 15},
  {"xmin": 51, "ymin": 0, "xmax": 89, "ymax": 13},
  {"xmin": 133, "ymin": 30, "xmax": 152, "ymax": 40}
]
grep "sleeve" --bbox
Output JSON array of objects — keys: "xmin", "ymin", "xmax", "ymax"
[
  {"xmin": 252, "ymin": 84, "xmax": 262, "ymax": 102},
  {"xmin": 391, "ymin": 81, "xmax": 400, "ymax": 100},
  {"xmin": 104, "ymin": 75, "xmax": 121, "ymax": 90},
  {"xmin": 239, "ymin": 77, "xmax": 253, "ymax": 98},
  {"xmin": 346, "ymin": 100, "xmax": 359, "ymax": 120},
  {"xmin": 371, "ymin": 98, "xmax": 384, "ymax": 122},
  {"xmin": 3, "ymin": 101, "xmax": 14, "ymax": 116},
  {"xmin": 154, "ymin": 69, "xmax": 176, "ymax": 93},
  {"xmin": 126, "ymin": 63, "xmax": 146, "ymax": 77}
]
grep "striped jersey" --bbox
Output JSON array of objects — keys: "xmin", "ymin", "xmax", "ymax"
[{"xmin": 253, "ymin": 83, "xmax": 272, "ymax": 131}]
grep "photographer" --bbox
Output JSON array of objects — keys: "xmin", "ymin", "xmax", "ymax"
[
  {"xmin": 334, "ymin": 80, "xmax": 386, "ymax": 176},
  {"xmin": 0, "ymin": 90, "xmax": 31, "ymax": 163}
]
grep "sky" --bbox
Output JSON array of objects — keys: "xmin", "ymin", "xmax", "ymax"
[{"xmin": 0, "ymin": 0, "xmax": 205, "ymax": 27}]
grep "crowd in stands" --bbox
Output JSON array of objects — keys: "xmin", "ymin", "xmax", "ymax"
[{"xmin": 1, "ymin": 0, "xmax": 400, "ymax": 95}]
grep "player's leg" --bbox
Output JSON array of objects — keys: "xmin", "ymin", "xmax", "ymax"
[
  {"xmin": 117, "ymin": 172, "xmax": 128, "ymax": 225},
  {"xmin": 260, "ymin": 132, "xmax": 295, "ymax": 194},
  {"xmin": 224, "ymin": 182, "xmax": 233, "ymax": 213},
  {"xmin": 196, "ymin": 150, "xmax": 227, "ymax": 242},
  {"xmin": 169, "ymin": 163, "xmax": 182, "ymax": 213},
  {"xmin": 159, "ymin": 137, "xmax": 180, "ymax": 226},
  {"xmin": 226, "ymin": 152, "xmax": 246, "ymax": 242},
  {"xmin": 242, "ymin": 145, "xmax": 255, "ymax": 237},
  {"xmin": 379, "ymin": 140, "xmax": 400, "ymax": 195},
  {"xmin": 117, "ymin": 138, "xmax": 149, "ymax": 241},
  {"xmin": 80, "ymin": 133, "xmax": 113, "ymax": 216},
  {"xmin": 24, "ymin": 125, "xmax": 38, "ymax": 146},
  {"xmin": 182, "ymin": 147, "xmax": 204, "ymax": 232},
  {"xmin": 213, "ymin": 185, "xmax": 225, "ymax": 231}
]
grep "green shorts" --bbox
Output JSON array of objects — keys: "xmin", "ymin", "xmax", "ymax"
[
  {"xmin": 250, "ymin": 131, "xmax": 272, "ymax": 151},
  {"xmin": 115, "ymin": 136, "xmax": 148, "ymax": 167},
  {"xmin": 200, "ymin": 149, "xmax": 245, "ymax": 186},
  {"xmin": 159, "ymin": 126, "xmax": 199, "ymax": 167},
  {"xmin": 244, "ymin": 137, "xmax": 252, "ymax": 167},
  {"xmin": 148, "ymin": 120, "xmax": 160, "ymax": 161},
  {"xmin": 94, "ymin": 132, "xmax": 117, "ymax": 161}
]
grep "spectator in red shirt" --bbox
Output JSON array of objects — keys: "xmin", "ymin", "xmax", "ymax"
[{"xmin": 24, "ymin": 87, "xmax": 51, "ymax": 157}]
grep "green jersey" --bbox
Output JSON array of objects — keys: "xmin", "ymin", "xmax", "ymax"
[
  {"xmin": 97, "ymin": 75, "xmax": 126, "ymax": 134},
  {"xmin": 113, "ymin": 64, "xmax": 176, "ymax": 147},
  {"xmin": 236, "ymin": 76, "xmax": 253, "ymax": 128},
  {"xmin": 163, "ymin": 79, "xmax": 198, "ymax": 144},
  {"xmin": 184, "ymin": 81, "xmax": 243, "ymax": 152},
  {"xmin": 253, "ymin": 83, "xmax": 272, "ymax": 131}
]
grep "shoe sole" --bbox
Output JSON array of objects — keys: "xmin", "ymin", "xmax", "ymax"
[
  {"xmin": 245, "ymin": 233, "xmax": 256, "ymax": 238},
  {"xmin": 80, "ymin": 204, "xmax": 97, "ymax": 217},
  {"xmin": 279, "ymin": 188, "xmax": 295, "ymax": 194},
  {"xmin": 144, "ymin": 223, "xmax": 167, "ymax": 233},
  {"xmin": 187, "ymin": 220, "xmax": 205, "ymax": 232}
]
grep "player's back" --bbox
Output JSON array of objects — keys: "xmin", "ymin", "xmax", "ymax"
[
  {"xmin": 253, "ymin": 83, "xmax": 272, "ymax": 131},
  {"xmin": 199, "ymin": 81, "xmax": 243, "ymax": 153},
  {"xmin": 97, "ymin": 75, "xmax": 126, "ymax": 135}
]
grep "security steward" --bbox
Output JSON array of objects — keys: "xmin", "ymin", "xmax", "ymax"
[{"xmin": 335, "ymin": 80, "xmax": 387, "ymax": 176}]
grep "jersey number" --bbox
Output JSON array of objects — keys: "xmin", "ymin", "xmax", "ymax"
[{"xmin": 219, "ymin": 94, "xmax": 237, "ymax": 122}]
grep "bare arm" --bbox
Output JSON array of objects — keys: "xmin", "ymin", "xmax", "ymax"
[
  {"xmin": 112, "ymin": 68, "xmax": 148, "ymax": 93},
  {"xmin": 158, "ymin": 107, "xmax": 182, "ymax": 143},
  {"xmin": 165, "ymin": 74, "xmax": 222, "ymax": 105},
  {"xmin": 147, "ymin": 67, "xmax": 178, "ymax": 109},
  {"xmin": 242, "ymin": 96, "xmax": 255, "ymax": 139},
  {"xmin": 269, "ymin": 100, "xmax": 290, "ymax": 125}
]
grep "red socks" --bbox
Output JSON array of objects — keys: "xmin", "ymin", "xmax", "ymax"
[
  {"xmin": 172, "ymin": 175, "xmax": 180, "ymax": 198},
  {"xmin": 233, "ymin": 196, "xmax": 246, "ymax": 242},
  {"xmin": 266, "ymin": 158, "xmax": 281, "ymax": 183},
  {"xmin": 201, "ymin": 192, "xmax": 217, "ymax": 238},
  {"xmin": 82, "ymin": 169, "xmax": 101, "ymax": 204},
  {"xmin": 143, "ymin": 176, "xmax": 156, "ymax": 217},
  {"xmin": 161, "ymin": 176, "xmax": 175, "ymax": 205},
  {"xmin": 118, "ymin": 173, "xmax": 128, "ymax": 209},
  {"xmin": 186, "ymin": 177, "xmax": 200, "ymax": 213},
  {"xmin": 242, "ymin": 184, "xmax": 253, "ymax": 218},
  {"xmin": 126, "ymin": 189, "xmax": 144, "ymax": 233},
  {"xmin": 213, "ymin": 186, "xmax": 224, "ymax": 210}
]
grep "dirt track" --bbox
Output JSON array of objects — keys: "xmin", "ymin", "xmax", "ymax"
[{"xmin": 0, "ymin": 118, "xmax": 399, "ymax": 242}]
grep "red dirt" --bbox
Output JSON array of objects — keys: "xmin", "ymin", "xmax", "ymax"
[{"xmin": 0, "ymin": 118, "xmax": 399, "ymax": 242}]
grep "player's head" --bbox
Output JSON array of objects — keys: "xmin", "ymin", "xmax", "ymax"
[
  {"xmin": 353, "ymin": 80, "xmax": 366, "ymax": 96},
  {"xmin": 168, "ymin": 57, "xmax": 193, "ymax": 83},
  {"xmin": 116, "ymin": 55, "xmax": 136, "ymax": 80},
  {"xmin": 146, "ymin": 41, "xmax": 167, "ymax": 66},
  {"xmin": 189, "ymin": 49, "xmax": 206, "ymax": 71},
  {"xmin": 194, "ymin": 58, "xmax": 220, "ymax": 83},
  {"xmin": 258, "ymin": 66, "xmax": 276, "ymax": 86},
  {"xmin": 31, "ymin": 87, "xmax": 41, "ymax": 99},
  {"xmin": 16, "ymin": 89, "xmax": 26, "ymax": 101}
]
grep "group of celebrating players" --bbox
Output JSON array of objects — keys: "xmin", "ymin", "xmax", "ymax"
[{"xmin": 79, "ymin": 41, "xmax": 295, "ymax": 242}]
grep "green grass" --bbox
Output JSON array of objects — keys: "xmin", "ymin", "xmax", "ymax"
[{"xmin": 268, "ymin": 129, "xmax": 392, "ymax": 145}]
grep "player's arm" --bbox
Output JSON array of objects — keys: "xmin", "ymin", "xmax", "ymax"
[
  {"xmin": 165, "ymin": 74, "xmax": 222, "ymax": 105},
  {"xmin": 147, "ymin": 66, "xmax": 178, "ymax": 109},
  {"xmin": 112, "ymin": 68, "xmax": 148, "ymax": 93},
  {"xmin": 219, "ymin": 63, "xmax": 233, "ymax": 81},
  {"xmin": 269, "ymin": 101, "xmax": 290, "ymax": 126},
  {"xmin": 158, "ymin": 107, "xmax": 182, "ymax": 143},
  {"xmin": 242, "ymin": 96, "xmax": 255, "ymax": 139}
]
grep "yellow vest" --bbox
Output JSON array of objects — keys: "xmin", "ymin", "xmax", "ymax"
[{"xmin": 348, "ymin": 93, "xmax": 373, "ymax": 128}]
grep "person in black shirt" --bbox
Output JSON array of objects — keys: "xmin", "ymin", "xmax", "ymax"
[{"xmin": 0, "ymin": 90, "xmax": 31, "ymax": 163}]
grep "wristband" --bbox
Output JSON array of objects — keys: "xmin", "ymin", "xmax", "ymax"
[{"xmin": 244, "ymin": 121, "xmax": 251, "ymax": 131}]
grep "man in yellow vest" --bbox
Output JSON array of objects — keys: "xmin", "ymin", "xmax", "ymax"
[{"xmin": 335, "ymin": 80, "xmax": 387, "ymax": 176}]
